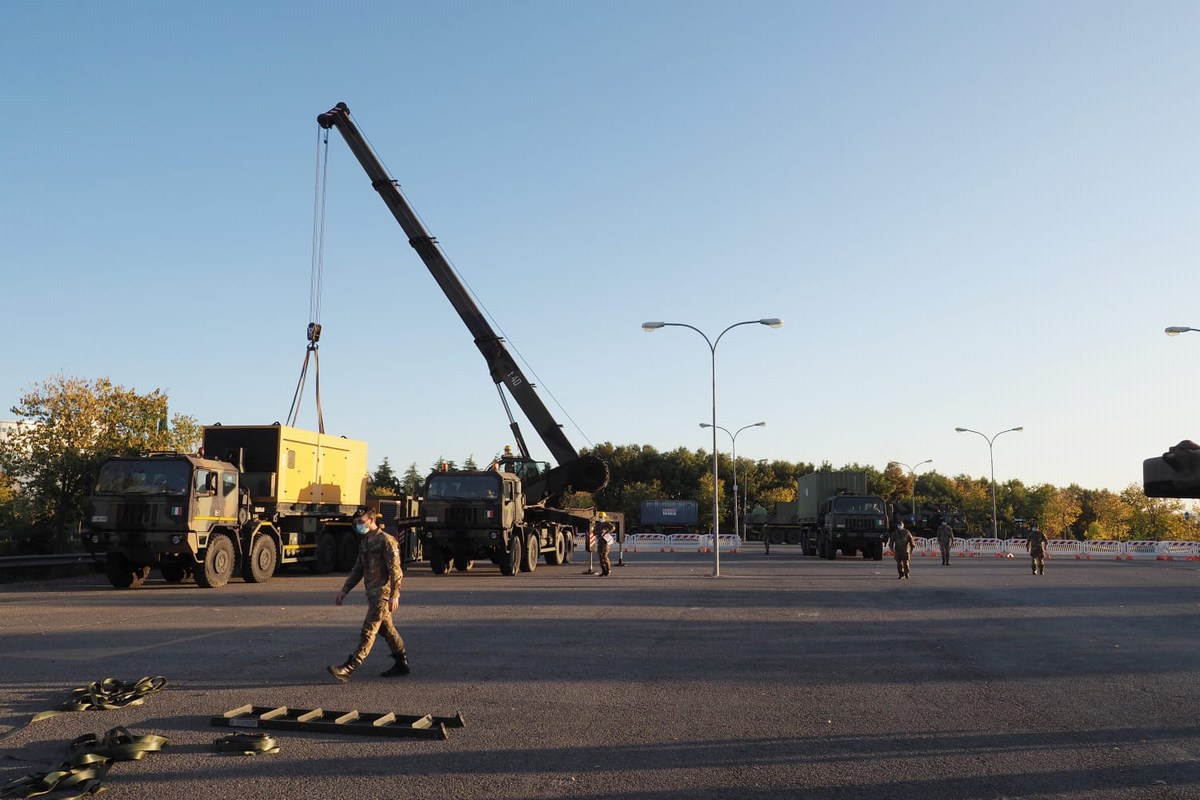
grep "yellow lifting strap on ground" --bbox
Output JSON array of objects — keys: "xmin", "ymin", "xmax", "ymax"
[
  {"xmin": 212, "ymin": 704, "xmax": 466, "ymax": 741},
  {"xmin": 0, "ymin": 676, "xmax": 168, "ymax": 742},
  {"xmin": 1, "ymin": 726, "xmax": 169, "ymax": 800},
  {"xmin": 213, "ymin": 731, "xmax": 280, "ymax": 756}
]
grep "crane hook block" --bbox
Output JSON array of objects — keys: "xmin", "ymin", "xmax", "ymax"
[{"xmin": 307, "ymin": 323, "xmax": 322, "ymax": 344}]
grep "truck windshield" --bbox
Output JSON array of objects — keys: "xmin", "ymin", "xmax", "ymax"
[
  {"xmin": 832, "ymin": 497, "xmax": 883, "ymax": 515},
  {"xmin": 426, "ymin": 475, "xmax": 500, "ymax": 499},
  {"xmin": 95, "ymin": 460, "xmax": 190, "ymax": 495}
]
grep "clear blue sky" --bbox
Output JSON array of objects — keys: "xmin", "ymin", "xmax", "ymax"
[{"xmin": 5, "ymin": 1, "xmax": 1200, "ymax": 494}]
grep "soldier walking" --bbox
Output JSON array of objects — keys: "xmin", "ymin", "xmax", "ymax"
[
  {"xmin": 1026, "ymin": 523, "xmax": 1049, "ymax": 576},
  {"xmin": 888, "ymin": 520, "xmax": 916, "ymax": 579},
  {"xmin": 936, "ymin": 520, "xmax": 955, "ymax": 565},
  {"xmin": 328, "ymin": 509, "xmax": 409, "ymax": 682}
]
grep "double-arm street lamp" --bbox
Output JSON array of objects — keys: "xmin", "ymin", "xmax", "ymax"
[
  {"xmin": 889, "ymin": 459, "xmax": 932, "ymax": 521},
  {"xmin": 954, "ymin": 426, "xmax": 1023, "ymax": 538},
  {"xmin": 643, "ymin": 318, "xmax": 783, "ymax": 576},
  {"xmin": 700, "ymin": 421, "xmax": 766, "ymax": 541}
]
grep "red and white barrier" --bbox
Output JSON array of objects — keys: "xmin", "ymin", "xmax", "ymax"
[
  {"xmin": 966, "ymin": 538, "xmax": 1006, "ymax": 557},
  {"xmin": 623, "ymin": 533, "xmax": 668, "ymax": 553},
  {"xmin": 1124, "ymin": 541, "xmax": 1161, "ymax": 560},
  {"xmin": 1083, "ymin": 540, "xmax": 1124, "ymax": 560},
  {"xmin": 667, "ymin": 533, "xmax": 704, "ymax": 553},
  {"xmin": 1157, "ymin": 541, "xmax": 1200, "ymax": 561}
]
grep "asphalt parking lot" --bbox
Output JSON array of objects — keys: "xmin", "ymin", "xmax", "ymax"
[{"xmin": 2, "ymin": 547, "xmax": 1199, "ymax": 800}]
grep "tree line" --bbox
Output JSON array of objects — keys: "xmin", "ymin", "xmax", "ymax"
[{"xmin": 2, "ymin": 376, "xmax": 1196, "ymax": 554}]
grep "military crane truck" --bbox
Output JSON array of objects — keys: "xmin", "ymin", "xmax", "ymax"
[
  {"xmin": 317, "ymin": 102, "xmax": 608, "ymax": 576},
  {"xmin": 84, "ymin": 424, "xmax": 367, "ymax": 589},
  {"xmin": 796, "ymin": 471, "xmax": 890, "ymax": 560}
]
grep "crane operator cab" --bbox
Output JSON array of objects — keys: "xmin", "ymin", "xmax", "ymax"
[{"xmin": 491, "ymin": 445, "xmax": 547, "ymax": 483}]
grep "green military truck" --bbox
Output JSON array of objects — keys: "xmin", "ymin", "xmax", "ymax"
[
  {"xmin": 84, "ymin": 424, "xmax": 368, "ymax": 589},
  {"xmin": 796, "ymin": 471, "xmax": 890, "ymax": 560},
  {"xmin": 419, "ymin": 461, "xmax": 588, "ymax": 576}
]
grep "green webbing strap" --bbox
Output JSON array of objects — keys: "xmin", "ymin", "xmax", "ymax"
[
  {"xmin": 214, "ymin": 732, "xmax": 280, "ymax": 756},
  {"xmin": 0, "ymin": 677, "xmax": 168, "ymax": 742},
  {"xmin": 0, "ymin": 726, "xmax": 169, "ymax": 799}
]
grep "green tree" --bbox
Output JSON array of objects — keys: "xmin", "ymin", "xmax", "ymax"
[
  {"xmin": 0, "ymin": 376, "xmax": 199, "ymax": 552},
  {"xmin": 1085, "ymin": 488, "xmax": 1132, "ymax": 540},
  {"xmin": 400, "ymin": 462, "xmax": 424, "ymax": 495},
  {"xmin": 369, "ymin": 457, "xmax": 401, "ymax": 496},
  {"xmin": 463, "ymin": 455, "xmax": 479, "ymax": 470}
]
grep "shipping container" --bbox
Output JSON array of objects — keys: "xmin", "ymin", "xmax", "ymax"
[{"xmin": 640, "ymin": 499, "xmax": 699, "ymax": 527}]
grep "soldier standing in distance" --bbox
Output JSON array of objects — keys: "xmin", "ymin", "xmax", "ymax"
[
  {"xmin": 328, "ymin": 509, "xmax": 409, "ymax": 682},
  {"xmin": 594, "ymin": 512, "xmax": 614, "ymax": 577},
  {"xmin": 1026, "ymin": 523, "xmax": 1049, "ymax": 575},
  {"xmin": 888, "ymin": 520, "xmax": 916, "ymax": 579},
  {"xmin": 936, "ymin": 519, "xmax": 955, "ymax": 566}
]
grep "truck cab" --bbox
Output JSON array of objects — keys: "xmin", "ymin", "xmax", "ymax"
[
  {"xmin": 85, "ymin": 452, "xmax": 244, "ymax": 588},
  {"xmin": 421, "ymin": 469, "xmax": 524, "ymax": 575},
  {"xmin": 819, "ymin": 492, "xmax": 889, "ymax": 560}
]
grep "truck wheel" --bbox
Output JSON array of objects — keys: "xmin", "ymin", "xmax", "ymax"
[
  {"xmin": 546, "ymin": 528, "xmax": 567, "ymax": 565},
  {"xmin": 311, "ymin": 532, "xmax": 337, "ymax": 574},
  {"xmin": 161, "ymin": 561, "xmax": 188, "ymax": 583},
  {"xmin": 453, "ymin": 557, "xmax": 474, "ymax": 572},
  {"xmin": 335, "ymin": 531, "xmax": 359, "ymax": 571},
  {"xmin": 501, "ymin": 534, "xmax": 522, "ymax": 576},
  {"xmin": 196, "ymin": 533, "xmax": 235, "ymax": 589},
  {"xmin": 785, "ymin": 530, "xmax": 801, "ymax": 545},
  {"xmin": 104, "ymin": 552, "xmax": 141, "ymax": 589},
  {"xmin": 242, "ymin": 534, "xmax": 278, "ymax": 583},
  {"xmin": 429, "ymin": 547, "xmax": 448, "ymax": 575},
  {"xmin": 521, "ymin": 531, "xmax": 539, "ymax": 573}
]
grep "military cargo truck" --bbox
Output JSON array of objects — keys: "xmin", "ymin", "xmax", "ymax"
[
  {"xmin": 796, "ymin": 471, "xmax": 890, "ymax": 560},
  {"xmin": 84, "ymin": 424, "xmax": 367, "ymax": 589},
  {"xmin": 419, "ymin": 462, "xmax": 586, "ymax": 575}
]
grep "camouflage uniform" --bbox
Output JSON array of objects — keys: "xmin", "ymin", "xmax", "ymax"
[
  {"xmin": 888, "ymin": 525, "xmax": 916, "ymax": 579},
  {"xmin": 333, "ymin": 530, "xmax": 406, "ymax": 678},
  {"xmin": 936, "ymin": 522, "xmax": 954, "ymax": 565},
  {"xmin": 1026, "ymin": 528, "xmax": 1048, "ymax": 575},
  {"xmin": 594, "ymin": 520, "xmax": 613, "ymax": 576}
]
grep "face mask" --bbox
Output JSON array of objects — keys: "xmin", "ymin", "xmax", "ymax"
[{"xmin": 354, "ymin": 523, "xmax": 369, "ymax": 534}]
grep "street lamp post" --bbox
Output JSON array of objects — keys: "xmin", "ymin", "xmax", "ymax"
[
  {"xmin": 700, "ymin": 421, "xmax": 766, "ymax": 541},
  {"xmin": 954, "ymin": 426, "xmax": 1023, "ymax": 538},
  {"xmin": 643, "ymin": 318, "xmax": 783, "ymax": 576},
  {"xmin": 889, "ymin": 459, "xmax": 932, "ymax": 522}
]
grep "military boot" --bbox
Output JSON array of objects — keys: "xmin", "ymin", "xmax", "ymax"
[
  {"xmin": 327, "ymin": 662, "xmax": 355, "ymax": 683},
  {"xmin": 380, "ymin": 650, "xmax": 410, "ymax": 677}
]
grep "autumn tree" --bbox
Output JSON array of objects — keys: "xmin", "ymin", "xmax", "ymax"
[{"xmin": 0, "ymin": 376, "xmax": 199, "ymax": 551}]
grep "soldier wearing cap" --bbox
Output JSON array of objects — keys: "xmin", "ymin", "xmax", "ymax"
[{"xmin": 887, "ymin": 519, "xmax": 916, "ymax": 580}]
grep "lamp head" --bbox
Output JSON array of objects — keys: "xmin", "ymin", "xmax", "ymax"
[
  {"xmin": 1166, "ymin": 326, "xmax": 1191, "ymax": 336},
  {"xmin": 1011, "ymin": 427, "xmax": 1024, "ymax": 432},
  {"xmin": 954, "ymin": 427, "xmax": 968, "ymax": 432},
  {"xmin": 760, "ymin": 318, "xmax": 784, "ymax": 328},
  {"xmin": 699, "ymin": 423, "xmax": 712, "ymax": 429},
  {"xmin": 642, "ymin": 321, "xmax": 666, "ymax": 331},
  {"xmin": 753, "ymin": 421, "xmax": 766, "ymax": 427}
]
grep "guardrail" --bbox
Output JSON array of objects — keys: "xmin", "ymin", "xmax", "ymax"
[{"xmin": 0, "ymin": 552, "xmax": 102, "ymax": 571}]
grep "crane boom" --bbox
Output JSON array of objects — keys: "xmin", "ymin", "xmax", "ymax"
[{"xmin": 318, "ymin": 102, "xmax": 607, "ymax": 499}]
